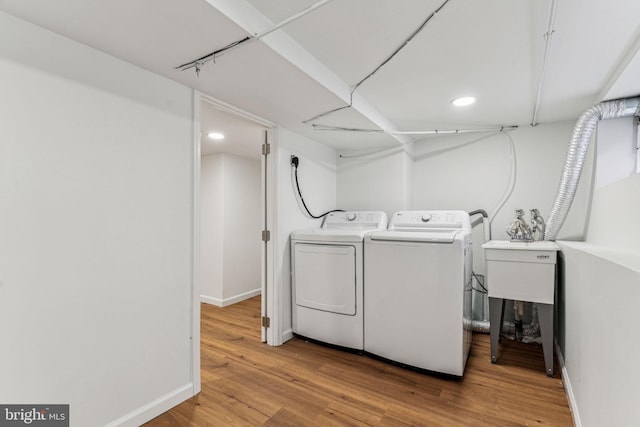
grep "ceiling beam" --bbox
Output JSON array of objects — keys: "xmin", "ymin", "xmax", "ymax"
[
  {"xmin": 599, "ymin": 29, "xmax": 640, "ymax": 101},
  {"xmin": 204, "ymin": 0, "xmax": 412, "ymax": 145}
]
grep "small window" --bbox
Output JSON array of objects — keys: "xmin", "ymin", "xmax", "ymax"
[{"xmin": 595, "ymin": 116, "xmax": 638, "ymax": 188}]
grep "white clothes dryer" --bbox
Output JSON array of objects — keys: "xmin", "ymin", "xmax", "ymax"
[
  {"xmin": 364, "ymin": 210, "xmax": 473, "ymax": 376},
  {"xmin": 291, "ymin": 211, "xmax": 388, "ymax": 350}
]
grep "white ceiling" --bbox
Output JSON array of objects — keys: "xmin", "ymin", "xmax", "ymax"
[{"xmin": 1, "ymin": 0, "xmax": 639, "ymax": 153}]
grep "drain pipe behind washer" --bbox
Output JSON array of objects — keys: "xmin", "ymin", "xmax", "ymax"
[{"xmin": 544, "ymin": 96, "xmax": 640, "ymax": 240}]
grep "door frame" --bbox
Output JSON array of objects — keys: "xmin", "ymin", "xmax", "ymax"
[
  {"xmin": 192, "ymin": 91, "xmax": 279, "ymax": 355},
  {"xmin": 191, "ymin": 91, "xmax": 202, "ymax": 394}
]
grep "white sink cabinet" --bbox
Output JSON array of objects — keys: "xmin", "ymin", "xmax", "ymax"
[{"xmin": 482, "ymin": 240, "xmax": 560, "ymax": 377}]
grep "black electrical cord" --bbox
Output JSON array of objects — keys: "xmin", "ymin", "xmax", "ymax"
[
  {"xmin": 472, "ymin": 272, "xmax": 488, "ymax": 294},
  {"xmin": 176, "ymin": 36, "xmax": 252, "ymax": 70},
  {"xmin": 292, "ymin": 157, "xmax": 344, "ymax": 219}
]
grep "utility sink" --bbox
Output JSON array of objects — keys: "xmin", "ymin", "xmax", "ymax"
[
  {"xmin": 482, "ymin": 240, "xmax": 560, "ymax": 377},
  {"xmin": 482, "ymin": 240, "xmax": 560, "ymax": 304}
]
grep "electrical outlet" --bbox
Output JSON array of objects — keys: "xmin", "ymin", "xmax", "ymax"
[{"xmin": 290, "ymin": 155, "xmax": 299, "ymax": 167}]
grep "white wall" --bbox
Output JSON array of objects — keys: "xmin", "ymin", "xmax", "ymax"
[
  {"xmin": 558, "ymin": 243, "xmax": 640, "ymax": 427},
  {"xmin": 336, "ymin": 121, "xmax": 594, "ymax": 276},
  {"xmin": 411, "ymin": 121, "xmax": 594, "ymax": 242},
  {"xmin": 587, "ymin": 168, "xmax": 640, "ymax": 254},
  {"xmin": 0, "ymin": 11, "xmax": 196, "ymax": 426},
  {"xmin": 200, "ymin": 155, "xmax": 224, "ymax": 302},
  {"xmin": 558, "ymin": 117, "xmax": 640, "ymax": 427},
  {"xmin": 222, "ymin": 154, "xmax": 262, "ymax": 301},
  {"xmin": 337, "ymin": 146, "xmax": 413, "ymax": 217},
  {"xmin": 275, "ymin": 129, "xmax": 337, "ymax": 343},
  {"xmin": 200, "ymin": 153, "xmax": 261, "ymax": 306}
]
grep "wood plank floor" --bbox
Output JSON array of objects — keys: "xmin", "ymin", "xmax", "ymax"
[{"xmin": 145, "ymin": 297, "xmax": 573, "ymax": 426}]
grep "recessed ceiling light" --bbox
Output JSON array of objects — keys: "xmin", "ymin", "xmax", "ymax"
[
  {"xmin": 207, "ymin": 132, "xmax": 225, "ymax": 140},
  {"xmin": 451, "ymin": 96, "xmax": 476, "ymax": 107}
]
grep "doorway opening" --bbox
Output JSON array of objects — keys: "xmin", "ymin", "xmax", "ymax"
[{"xmin": 197, "ymin": 95, "xmax": 274, "ymax": 344}]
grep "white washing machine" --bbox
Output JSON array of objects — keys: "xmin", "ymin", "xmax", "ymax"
[
  {"xmin": 291, "ymin": 211, "xmax": 388, "ymax": 350},
  {"xmin": 364, "ymin": 210, "xmax": 473, "ymax": 376}
]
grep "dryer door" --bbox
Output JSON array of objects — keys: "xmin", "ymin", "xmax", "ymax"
[{"xmin": 293, "ymin": 243, "xmax": 356, "ymax": 315}]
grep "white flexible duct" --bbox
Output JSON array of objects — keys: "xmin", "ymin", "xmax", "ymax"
[
  {"xmin": 544, "ymin": 96, "xmax": 640, "ymax": 240},
  {"xmin": 474, "ymin": 307, "xmax": 542, "ymax": 343}
]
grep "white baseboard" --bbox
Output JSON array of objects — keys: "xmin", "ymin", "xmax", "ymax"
[
  {"xmin": 200, "ymin": 295, "xmax": 223, "ymax": 306},
  {"xmin": 282, "ymin": 328, "xmax": 294, "ymax": 343},
  {"xmin": 105, "ymin": 383, "xmax": 195, "ymax": 427},
  {"xmin": 556, "ymin": 342, "xmax": 581, "ymax": 427},
  {"xmin": 200, "ymin": 288, "xmax": 261, "ymax": 307}
]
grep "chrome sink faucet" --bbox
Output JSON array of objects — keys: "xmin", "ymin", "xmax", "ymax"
[
  {"xmin": 506, "ymin": 209, "xmax": 533, "ymax": 241},
  {"xmin": 530, "ymin": 208, "xmax": 546, "ymax": 241}
]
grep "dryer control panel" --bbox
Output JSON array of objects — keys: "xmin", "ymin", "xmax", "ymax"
[
  {"xmin": 322, "ymin": 211, "xmax": 388, "ymax": 229},
  {"xmin": 389, "ymin": 210, "xmax": 471, "ymax": 232}
]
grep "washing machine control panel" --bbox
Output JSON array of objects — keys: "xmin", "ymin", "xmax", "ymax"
[
  {"xmin": 323, "ymin": 211, "xmax": 388, "ymax": 229},
  {"xmin": 389, "ymin": 210, "xmax": 471, "ymax": 232}
]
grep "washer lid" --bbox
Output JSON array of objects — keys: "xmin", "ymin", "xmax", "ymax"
[
  {"xmin": 292, "ymin": 228, "xmax": 375, "ymax": 242},
  {"xmin": 388, "ymin": 210, "xmax": 471, "ymax": 232},
  {"xmin": 368, "ymin": 229, "xmax": 459, "ymax": 243}
]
